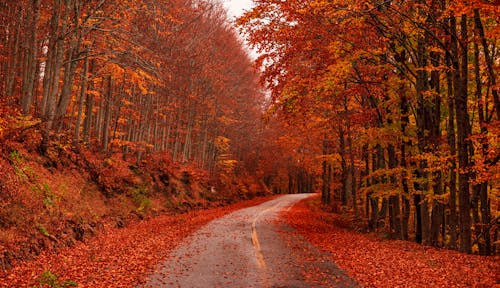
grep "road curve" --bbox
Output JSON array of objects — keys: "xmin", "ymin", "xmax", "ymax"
[{"xmin": 143, "ymin": 194, "xmax": 358, "ymax": 288}]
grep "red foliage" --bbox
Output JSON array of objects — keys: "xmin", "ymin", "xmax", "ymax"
[
  {"xmin": 0, "ymin": 196, "xmax": 276, "ymax": 287},
  {"xmin": 283, "ymin": 195, "xmax": 500, "ymax": 288}
]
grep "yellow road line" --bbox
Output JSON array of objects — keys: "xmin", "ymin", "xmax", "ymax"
[
  {"xmin": 250, "ymin": 201, "xmax": 284, "ymax": 270},
  {"xmin": 251, "ymin": 221, "xmax": 266, "ymax": 269}
]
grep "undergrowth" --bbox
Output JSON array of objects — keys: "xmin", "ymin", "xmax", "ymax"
[{"xmin": 34, "ymin": 270, "xmax": 77, "ymax": 288}]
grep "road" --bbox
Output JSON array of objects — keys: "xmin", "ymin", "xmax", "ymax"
[{"xmin": 143, "ymin": 194, "xmax": 358, "ymax": 287}]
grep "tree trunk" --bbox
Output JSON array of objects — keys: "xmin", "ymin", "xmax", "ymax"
[
  {"xmin": 56, "ymin": 10, "xmax": 81, "ymax": 132},
  {"xmin": 444, "ymin": 15, "xmax": 458, "ymax": 249},
  {"xmin": 321, "ymin": 137, "xmax": 331, "ymax": 205},
  {"xmin": 20, "ymin": 0, "xmax": 41, "ymax": 114},
  {"xmin": 82, "ymin": 60, "xmax": 95, "ymax": 147},
  {"xmin": 41, "ymin": 0, "xmax": 65, "ymax": 154},
  {"xmin": 473, "ymin": 9, "xmax": 500, "ymax": 121},
  {"xmin": 388, "ymin": 143, "xmax": 401, "ymax": 239},
  {"xmin": 5, "ymin": 8, "xmax": 21, "ymax": 99},
  {"xmin": 339, "ymin": 126, "xmax": 348, "ymax": 206},
  {"xmin": 362, "ymin": 144, "xmax": 370, "ymax": 221},
  {"xmin": 74, "ymin": 50, "xmax": 89, "ymax": 148},
  {"xmin": 415, "ymin": 31, "xmax": 431, "ymax": 245},
  {"xmin": 102, "ymin": 75, "xmax": 112, "ymax": 152},
  {"xmin": 453, "ymin": 14, "xmax": 472, "ymax": 253},
  {"xmin": 400, "ymin": 92, "xmax": 410, "ymax": 240},
  {"xmin": 348, "ymin": 125, "xmax": 357, "ymax": 215},
  {"xmin": 473, "ymin": 31, "xmax": 492, "ymax": 255},
  {"xmin": 429, "ymin": 39, "xmax": 443, "ymax": 247}
]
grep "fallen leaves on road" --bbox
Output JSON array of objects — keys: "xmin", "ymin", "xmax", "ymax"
[
  {"xmin": 283, "ymin": 195, "xmax": 500, "ymax": 288},
  {"xmin": 0, "ymin": 196, "xmax": 276, "ymax": 287}
]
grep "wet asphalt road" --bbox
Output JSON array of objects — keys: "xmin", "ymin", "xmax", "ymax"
[{"xmin": 143, "ymin": 194, "xmax": 358, "ymax": 288}]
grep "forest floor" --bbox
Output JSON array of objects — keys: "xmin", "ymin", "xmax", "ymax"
[
  {"xmin": 0, "ymin": 195, "xmax": 277, "ymax": 287},
  {"xmin": 282, "ymin": 195, "xmax": 500, "ymax": 288}
]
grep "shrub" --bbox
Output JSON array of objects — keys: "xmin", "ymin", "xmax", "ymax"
[{"xmin": 35, "ymin": 270, "xmax": 77, "ymax": 288}]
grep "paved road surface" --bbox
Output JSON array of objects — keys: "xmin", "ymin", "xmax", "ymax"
[{"xmin": 143, "ymin": 194, "xmax": 358, "ymax": 287}]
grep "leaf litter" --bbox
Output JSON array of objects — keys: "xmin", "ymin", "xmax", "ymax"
[
  {"xmin": 0, "ymin": 196, "xmax": 276, "ymax": 287},
  {"xmin": 282, "ymin": 195, "xmax": 499, "ymax": 288}
]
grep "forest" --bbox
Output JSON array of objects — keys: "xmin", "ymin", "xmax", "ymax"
[
  {"xmin": 0, "ymin": 0, "xmax": 270, "ymax": 271},
  {"xmin": 238, "ymin": 0, "xmax": 500, "ymax": 255},
  {"xmin": 0, "ymin": 0, "xmax": 499, "ymax": 282}
]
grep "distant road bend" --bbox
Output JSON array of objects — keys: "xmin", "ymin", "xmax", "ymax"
[{"xmin": 144, "ymin": 194, "xmax": 358, "ymax": 287}]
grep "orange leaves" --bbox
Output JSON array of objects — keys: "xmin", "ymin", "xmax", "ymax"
[
  {"xmin": 283, "ymin": 196, "xmax": 500, "ymax": 288},
  {"xmin": 215, "ymin": 136, "xmax": 231, "ymax": 153},
  {"xmin": 0, "ymin": 196, "xmax": 276, "ymax": 287}
]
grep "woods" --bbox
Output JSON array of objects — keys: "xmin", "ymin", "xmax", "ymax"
[
  {"xmin": 0, "ymin": 0, "xmax": 499, "ymax": 282},
  {"xmin": 0, "ymin": 0, "xmax": 263, "ymax": 172},
  {"xmin": 238, "ymin": 0, "xmax": 499, "ymax": 255},
  {"xmin": 0, "ymin": 0, "xmax": 272, "ymax": 272}
]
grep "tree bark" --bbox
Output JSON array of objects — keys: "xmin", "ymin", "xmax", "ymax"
[
  {"xmin": 102, "ymin": 75, "xmax": 112, "ymax": 152},
  {"xmin": 6, "ymin": 9, "xmax": 21, "ymax": 99},
  {"xmin": 321, "ymin": 137, "xmax": 331, "ymax": 205},
  {"xmin": 56, "ymin": 1, "xmax": 81, "ymax": 132},
  {"xmin": 444, "ymin": 14, "xmax": 458, "ymax": 250},
  {"xmin": 82, "ymin": 60, "xmax": 95, "ymax": 147},
  {"xmin": 339, "ymin": 126, "xmax": 348, "ymax": 206},
  {"xmin": 20, "ymin": 0, "xmax": 41, "ymax": 114},
  {"xmin": 473, "ymin": 9, "xmax": 500, "ymax": 121},
  {"xmin": 74, "ymin": 49, "xmax": 89, "ymax": 148},
  {"xmin": 348, "ymin": 125, "xmax": 357, "ymax": 215},
  {"xmin": 473, "ymin": 31, "xmax": 492, "ymax": 255},
  {"xmin": 41, "ymin": 0, "xmax": 65, "ymax": 154},
  {"xmin": 453, "ymin": 14, "xmax": 472, "ymax": 253}
]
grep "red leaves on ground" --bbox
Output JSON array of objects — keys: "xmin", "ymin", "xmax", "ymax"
[
  {"xmin": 0, "ymin": 196, "xmax": 276, "ymax": 287},
  {"xmin": 283, "ymin": 195, "xmax": 500, "ymax": 288}
]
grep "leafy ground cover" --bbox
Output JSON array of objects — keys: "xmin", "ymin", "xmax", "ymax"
[
  {"xmin": 0, "ymin": 195, "xmax": 276, "ymax": 287},
  {"xmin": 282, "ymin": 195, "xmax": 500, "ymax": 288}
]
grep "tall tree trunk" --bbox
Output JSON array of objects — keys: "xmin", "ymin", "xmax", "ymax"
[
  {"xmin": 102, "ymin": 75, "xmax": 112, "ymax": 152},
  {"xmin": 415, "ymin": 31, "xmax": 431, "ymax": 245},
  {"xmin": 400, "ymin": 91, "xmax": 411, "ymax": 240},
  {"xmin": 20, "ymin": 0, "xmax": 41, "ymax": 114},
  {"xmin": 445, "ymin": 15, "xmax": 458, "ymax": 250},
  {"xmin": 82, "ymin": 60, "xmax": 95, "ymax": 147},
  {"xmin": 321, "ymin": 137, "xmax": 331, "ymax": 205},
  {"xmin": 429, "ymin": 45, "xmax": 443, "ymax": 247},
  {"xmin": 56, "ymin": 29, "xmax": 80, "ymax": 131},
  {"xmin": 348, "ymin": 126, "xmax": 357, "ymax": 215},
  {"xmin": 473, "ymin": 32, "xmax": 492, "ymax": 255},
  {"xmin": 388, "ymin": 142, "xmax": 401, "ymax": 239},
  {"xmin": 339, "ymin": 126, "xmax": 348, "ymax": 206},
  {"xmin": 41, "ymin": 0, "xmax": 65, "ymax": 154},
  {"xmin": 453, "ymin": 14, "xmax": 472, "ymax": 253},
  {"xmin": 74, "ymin": 50, "xmax": 89, "ymax": 148},
  {"xmin": 473, "ymin": 9, "xmax": 500, "ymax": 121},
  {"xmin": 362, "ymin": 144, "xmax": 370, "ymax": 222},
  {"xmin": 6, "ymin": 10, "xmax": 21, "ymax": 99}
]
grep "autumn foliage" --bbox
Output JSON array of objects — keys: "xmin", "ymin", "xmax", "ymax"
[
  {"xmin": 239, "ymin": 0, "xmax": 500, "ymax": 255},
  {"xmin": 1, "ymin": 0, "xmax": 499, "ymax": 284}
]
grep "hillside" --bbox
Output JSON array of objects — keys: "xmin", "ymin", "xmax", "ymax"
[{"xmin": 0, "ymin": 120, "xmax": 269, "ymax": 271}]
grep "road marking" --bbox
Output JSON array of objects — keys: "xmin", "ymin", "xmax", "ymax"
[
  {"xmin": 251, "ymin": 221, "xmax": 266, "ymax": 269},
  {"xmin": 250, "ymin": 201, "xmax": 284, "ymax": 270}
]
